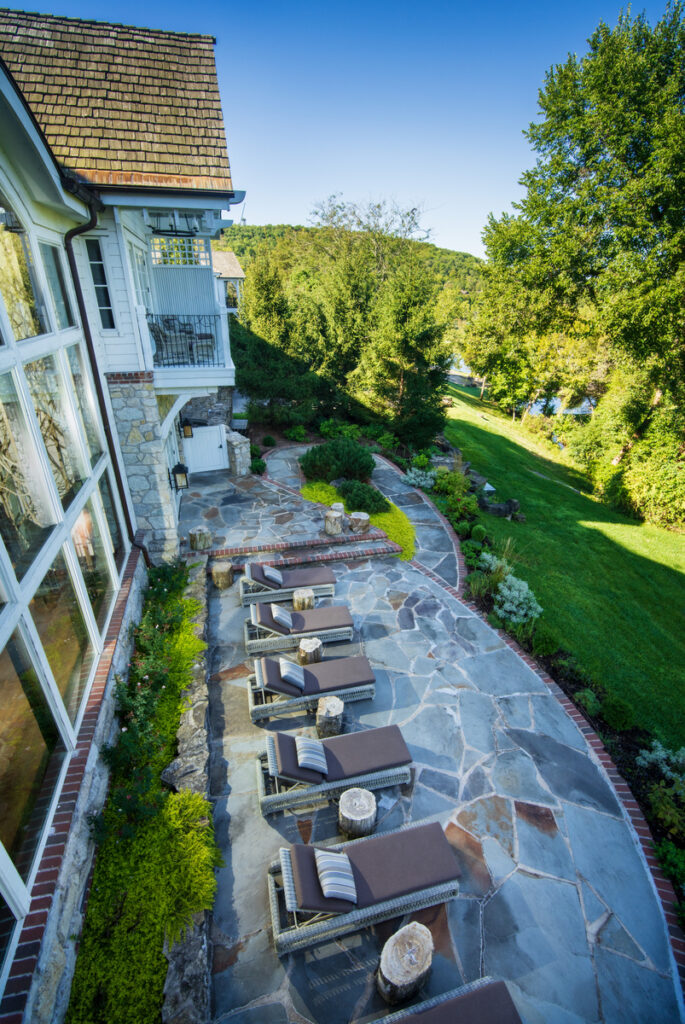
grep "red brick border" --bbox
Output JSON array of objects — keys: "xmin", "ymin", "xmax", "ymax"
[{"xmin": 0, "ymin": 545, "xmax": 143, "ymax": 1022}]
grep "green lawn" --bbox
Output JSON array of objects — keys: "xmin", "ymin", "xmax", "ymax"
[{"xmin": 444, "ymin": 384, "xmax": 685, "ymax": 749}]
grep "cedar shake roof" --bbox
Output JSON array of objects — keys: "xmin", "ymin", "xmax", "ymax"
[
  {"xmin": 0, "ymin": 8, "xmax": 233, "ymax": 192},
  {"xmin": 212, "ymin": 250, "xmax": 245, "ymax": 279}
]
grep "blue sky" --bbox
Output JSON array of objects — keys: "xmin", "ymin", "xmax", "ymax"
[{"xmin": 7, "ymin": 1, "xmax": 670, "ymax": 256}]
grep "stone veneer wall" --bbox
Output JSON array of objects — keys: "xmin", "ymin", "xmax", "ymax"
[
  {"xmin": 107, "ymin": 371, "xmax": 179, "ymax": 563},
  {"xmin": 182, "ymin": 386, "xmax": 233, "ymax": 427},
  {"xmin": 0, "ymin": 548, "xmax": 148, "ymax": 1024}
]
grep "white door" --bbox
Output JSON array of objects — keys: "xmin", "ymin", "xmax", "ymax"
[{"xmin": 183, "ymin": 425, "xmax": 230, "ymax": 474}]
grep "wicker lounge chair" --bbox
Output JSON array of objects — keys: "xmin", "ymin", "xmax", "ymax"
[
  {"xmin": 248, "ymin": 654, "xmax": 375, "ymax": 721},
  {"xmin": 376, "ymin": 979, "xmax": 523, "ymax": 1023},
  {"xmin": 257, "ymin": 724, "xmax": 412, "ymax": 813},
  {"xmin": 239, "ymin": 562, "xmax": 336, "ymax": 605},
  {"xmin": 244, "ymin": 602, "xmax": 354, "ymax": 655},
  {"xmin": 268, "ymin": 821, "xmax": 459, "ymax": 954}
]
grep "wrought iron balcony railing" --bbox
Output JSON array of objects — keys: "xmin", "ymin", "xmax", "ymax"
[{"xmin": 147, "ymin": 313, "xmax": 222, "ymax": 368}]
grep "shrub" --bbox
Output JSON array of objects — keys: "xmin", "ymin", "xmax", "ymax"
[
  {"xmin": 411, "ymin": 452, "xmax": 432, "ymax": 470},
  {"xmin": 404, "ymin": 466, "xmax": 437, "ymax": 490},
  {"xmin": 461, "ymin": 539, "xmax": 483, "ymax": 568},
  {"xmin": 479, "ymin": 551, "xmax": 511, "ymax": 579},
  {"xmin": 319, "ymin": 417, "xmax": 343, "ymax": 438},
  {"xmin": 466, "ymin": 569, "xmax": 500, "ymax": 600},
  {"xmin": 378, "ymin": 431, "xmax": 399, "ymax": 451},
  {"xmin": 433, "ymin": 470, "xmax": 469, "ymax": 498},
  {"xmin": 470, "ymin": 523, "xmax": 486, "ymax": 543},
  {"xmin": 249, "ymin": 443, "xmax": 261, "ymax": 459},
  {"xmin": 653, "ymin": 840, "xmax": 685, "ymax": 926},
  {"xmin": 262, "ymin": 435, "xmax": 276, "ymax": 447},
  {"xmin": 493, "ymin": 574, "xmax": 542, "ymax": 625},
  {"xmin": 338, "ymin": 480, "xmax": 390, "ymax": 514},
  {"xmin": 446, "ymin": 492, "xmax": 479, "ymax": 522},
  {"xmin": 284, "ymin": 425, "xmax": 306, "ymax": 442},
  {"xmin": 251, "ymin": 458, "xmax": 266, "ymax": 475},
  {"xmin": 600, "ymin": 693, "xmax": 635, "ymax": 732},
  {"xmin": 576, "ymin": 688, "xmax": 601, "ymax": 717},
  {"xmin": 299, "ymin": 437, "xmax": 375, "ymax": 483},
  {"xmin": 454, "ymin": 519, "xmax": 471, "ymax": 539},
  {"xmin": 649, "ymin": 779, "xmax": 685, "ymax": 842},
  {"xmin": 637, "ymin": 741, "xmax": 685, "ymax": 781}
]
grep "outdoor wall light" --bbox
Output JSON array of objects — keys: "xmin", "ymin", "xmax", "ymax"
[{"xmin": 171, "ymin": 463, "xmax": 189, "ymax": 490}]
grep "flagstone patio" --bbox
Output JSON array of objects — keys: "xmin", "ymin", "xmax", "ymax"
[{"xmin": 181, "ymin": 456, "xmax": 684, "ymax": 1024}]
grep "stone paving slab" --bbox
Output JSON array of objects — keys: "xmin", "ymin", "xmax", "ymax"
[{"xmin": 200, "ymin": 456, "xmax": 682, "ymax": 1023}]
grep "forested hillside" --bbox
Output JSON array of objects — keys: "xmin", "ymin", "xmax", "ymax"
[{"xmin": 215, "ymin": 223, "xmax": 483, "ymax": 293}]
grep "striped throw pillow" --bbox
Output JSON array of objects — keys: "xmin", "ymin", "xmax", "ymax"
[
  {"xmin": 271, "ymin": 603, "xmax": 292, "ymax": 630},
  {"xmin": 295, "ymin": 736, "xmax": 328, "ymax": 774},
  {"xmin": 264, "ymin": 565, "xmax": 283, "ymax": 585},
  {"xmin": 279, "ymin": 658, "xmax": 305, "ymax": 689},
  {"xmin": 314, "ymin": 849, "xmax": 357, "ymax": 903}
]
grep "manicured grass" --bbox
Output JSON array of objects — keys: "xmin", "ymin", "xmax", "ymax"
[
  {"xmin": 301, "ymin": 481, "xmax": 416, "ymax": 560},
  {"xmin": 445, "ymin": 385, "xmax": 685, "ymax": 748}
]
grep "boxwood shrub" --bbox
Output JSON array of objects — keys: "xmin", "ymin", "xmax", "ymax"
[
  {"xmin": 299, "ymin": 438, "xmax": 375, "ymax": 482},
  {"xmin": 338, "ymin": 480, "xmax": 390, "ymax": 514}
]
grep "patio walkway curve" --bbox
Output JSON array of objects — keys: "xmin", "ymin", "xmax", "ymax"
[{"xmin": 188, "ymin": 453, "xmax": 684, "ymax": 1024}]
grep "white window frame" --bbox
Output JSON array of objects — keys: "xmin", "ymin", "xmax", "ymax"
[{"xmin": 85, "ymin": 236, "xmax": 116, "ymax": 331}]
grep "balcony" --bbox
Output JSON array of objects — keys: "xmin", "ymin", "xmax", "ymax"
[{"xmin": 147, "ymin": 313, "xmax": 223, "ymax": 368}]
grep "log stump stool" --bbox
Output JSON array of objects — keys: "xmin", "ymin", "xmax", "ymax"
[
  {"xmin": 211, "ymin": 562, "xmax": 234, "ymax": 590},
  {"xmin": 316, "ymin": 695, "xmax": 344, "ymax": 737},
  {"xmin": 297, "ymin": 637, "xmax": 323, "ymax": 666},
  {"xmin": 349, "ymin": 511, "xmax": 370, "ymax": 534},
  {"xmin": 293, "ymin": 587, "xmax": 315, "ymax": 611},
  {"xmin": 189, "ymin": 525, "xmax": 212, "ymax": 551},
  {"xmin": 377, "ymin": 921, "xmax": 434, "ymax": 1005},
  {"xmin": 338, "ymin": 787, "xmax": 376, "ymax": 837},
  {"xmin": 324, "ymin": 510, "xmax": 343, "ymax": 536}
]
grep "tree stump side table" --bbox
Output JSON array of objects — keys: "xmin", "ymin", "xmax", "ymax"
[
  {"xmin": 210, "ymin": 562, "xmax": 234, "ymax": 590},
  {"xmin": 293, "ymin": 587, "xmax": 315, "ymax": 611},
  {"xmin": 189, "ymin": 525, "xmax": 212, "ymax": 551},
  {"xmin": 338, "ymin": 787, "xmax": 376, "ymax": 837},
  {"xmin": 316, "ymin": 695, "xmax": 344, "ymax": 737},
  {"xmin": 377, "ymin": 921, "xmax": 434, "ymax": 1004},
  {"xmin": 297, "ymin": 637, "xmax": 323, "ymax": 665},
  {"xmin": 324, "ymin": 510, "xmax": 343, "ymax": 536}
]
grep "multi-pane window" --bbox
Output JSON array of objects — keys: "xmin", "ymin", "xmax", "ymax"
[
  {"xmin": 24, "ymin": 355, "xmax": 89, "ymax": 510},
  {"xmin": 39, "ymin": 243, "xmax": 75, "ymax": 331},
  {"xmin": 98, "ymin": 472, "xmax": 126, "ymax": 572},
  {"xmin": 0, "ymin": 629, "xmax": 66, "ymax": 881},
  {"xmin": 0, "ymin": 371, "xmax": 56, "ymax": 579},
  {"xmin": 127, "ymin": 241, "xmax": 151, "ymax": 308},
  {"xmin": 66, "ymin": 345, "xmax": 103, "ymax": 468},
  {"xmin": 29, "ymin": 550, "xmax": 96, "ymax": 724},
  {"xmin": 0, "ymin": 191, "xmax": 48, "ymax": 342},
  {"xmin": 85, "ymin": 239, "xmax": 115, "ymax": 329},
  {"xmin": 71, "ymin": 499, "xmax": 115, "ymax": 631},
  {"xmin": 150, "ymin": 235, "xmax": 210, "ymax": 266}
]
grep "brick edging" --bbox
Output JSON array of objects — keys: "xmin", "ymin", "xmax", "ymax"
[
  {"xmin": 0, "ymin": 545, "xmax": 143, "ymax": 1023},
  {"xmin": 183, "ymin": 527, "xmax": 391, "ymax": 560},
  {"xmin": 409, "ymin": 559, "xmax": 685, "ymax": 988}
]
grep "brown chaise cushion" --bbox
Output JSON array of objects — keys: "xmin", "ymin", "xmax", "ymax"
[
  {"xmin": 259, "ymin": 655, "xmax": 375, "ymax": 698},
  {"xmin": 403, "ymin": 981, "xmax": 522, "ymax": 1024},
  {"xmin": 289, "ymin": 821, "xmax": 459, "ymax": 913},
  {"xmin": 255, "ymin": 603, "xmax": 353, "ymax": 635},
  {"xmin": 272, "ymin": 725, "xmax": 411, "ymax": 784},
  {"xmin": 250, "ymin": 563, "xmax": 336, "ymax": 590}
]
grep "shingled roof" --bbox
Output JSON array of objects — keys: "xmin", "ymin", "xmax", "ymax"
[
  {"xmin": 212, "ymin": 250, "xmax": 245, "ymax": 279},
  {"xmin": 0, "ymin": 9, "xmax": 233, "ymax": 192}
]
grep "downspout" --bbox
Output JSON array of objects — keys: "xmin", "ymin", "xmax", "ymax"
[{"xmin": 64, "ymin": 198, "xmax": 152, "ymax": 568}]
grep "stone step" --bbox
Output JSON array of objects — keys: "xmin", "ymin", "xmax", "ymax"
[
  {"xmin": 194, "ymin": 525, "xmax": 391, "ymax": 561},
  {"xmin": 199, "ymin": 534, "xmax": 402, "ymax": 568}
]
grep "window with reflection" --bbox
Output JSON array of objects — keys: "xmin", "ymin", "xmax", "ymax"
[
  {"xmin": 0, "ymin": 630, "xmax": 66, "ymax": 881},
  {"xmin": 66, "ymin": 345, "xmax": 102, "ymax": 467},
  {"xmin": 0, "ymin": 191, "xmax": 48, "ymax": 341},
  {"xmin": 98, "ymin": 472, "xmax": 126, "ymax": 572},
  {"xmin": 29, "ymin": 551, "xmax": 95, "ymax": 724},
  {"xmin": 0, "ymin": 892, "xmax": 18, "ymax": 982},
  {"xmin": 71, "ymin": 500, "xmax": 115, "ymax": 632},
  {"xmin": 0, "ymin": 372, "xmax": 56, "ymax": 578},
  {"xmin": 39, "ymin": 243, "xmax": 74, "ymax": 331},
  {"xmin": 24, "ymin": 354, "xmax": 88, "ymax": 510}
]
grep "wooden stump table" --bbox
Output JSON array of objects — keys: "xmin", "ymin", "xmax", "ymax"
[
  {"xmin": 338, "ymin": 787, "xmax": 376, "ymax": 837},
  {"xmin": 316, "ymin": 695, "xmax": 344, "ymax": 737},
  {"xmin": 324, "ymin": 510, "xmax": 343, "ymax": 536},
  {"xmin": 293, "ymin": 587, "xmax": 315, "ymax": 611},
  {"xmin": 297, "ymin": 637, "xmax": 323, "ymax": 666},
  {"xmin": 210, "ymin": 562, "xmax": 234, "ymax": 590},
  {"xmin": 377, "ymin": 921, "xmax": 434, "ymax": 1004},
  {"xmin": 349, "ymin": 511, "xmax": 370, "ymax": 534},
  {"xmin": 189, "ymin": 525, "xmax": 212, "ymax": 551}
]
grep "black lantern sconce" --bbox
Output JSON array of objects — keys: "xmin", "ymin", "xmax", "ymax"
[
  {"xmin": 179, "ymin": 419, "xmax": 193, "ymax": 439},
  {"xmin": 171, "ymin": 463, "xmax": 189, "ymax": 491}
]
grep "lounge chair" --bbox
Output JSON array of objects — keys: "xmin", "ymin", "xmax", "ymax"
[
  {"xmin": 268, "ymin": 821, "xmax": 459, "ymax": 954},
  {"xmin": 257, "ymin": 724, "xmax": 412, "ymax": 814},
  {"xmin": 248, "ymin": 654, "xmax": 375, "ymax": 722},
  {"xmin": 376, "ymin": 979, "xmax": 523, "ymax": 1023},
  {"xmin": 239, "ymin": 562, "xmax": 336, "ymax": 606},
  {"xmin": 244, "ymin": 602, "xmax": 354, "ymax": 655}
]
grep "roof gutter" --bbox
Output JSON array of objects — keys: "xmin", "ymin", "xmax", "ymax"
[{"xmin": 63, "ymin": 197, "xmax": 152, "ymax": 569}]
